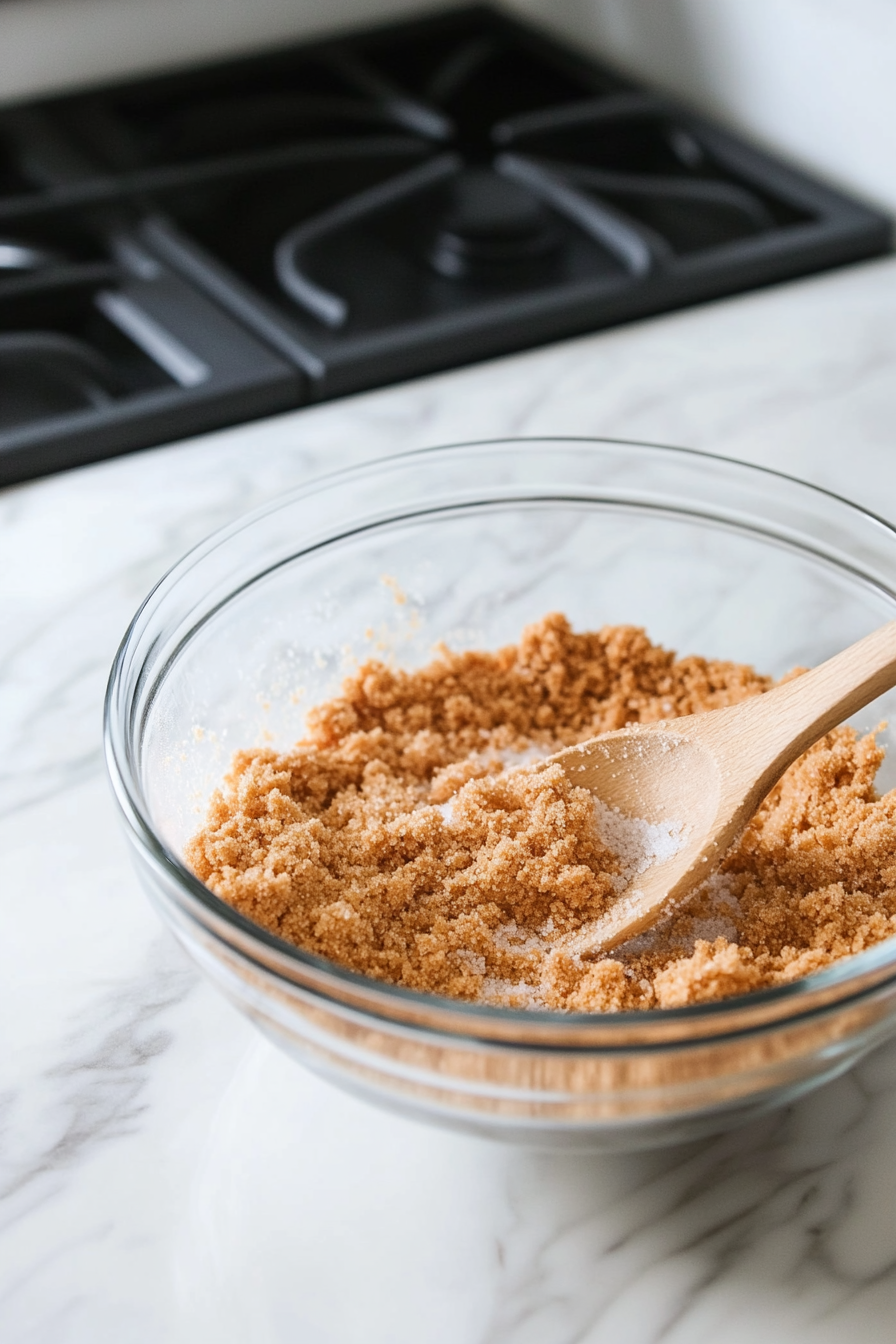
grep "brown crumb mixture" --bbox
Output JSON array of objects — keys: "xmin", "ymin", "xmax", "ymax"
[{"xmin": 185, "ymin": 614, "xmax": 896, "ymax": 1011}]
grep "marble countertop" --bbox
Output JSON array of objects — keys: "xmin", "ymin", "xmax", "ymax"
[{"xmin": 5, "ymin": 256, "xmax": 896, "ymax": 1342}]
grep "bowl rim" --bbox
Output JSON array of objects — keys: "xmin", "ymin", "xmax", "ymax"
[{"xmin": 104, "ymin": 435, "xmax": 896, "ymax": 1036}]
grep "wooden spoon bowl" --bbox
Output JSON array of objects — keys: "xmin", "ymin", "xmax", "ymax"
[{"xmin": 551, "ymin": 620, "xmax": 896, "ymax": 957}]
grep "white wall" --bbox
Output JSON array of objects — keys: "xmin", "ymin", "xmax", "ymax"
[
  {"xmin": 0, "ymin": 0, "xmax": 440, "ymax": 102},
  {"xmin": 508, "ymin": 0, "xmax": 896, "ymax": 212},
  {"xmin": 0, "ymin": 0, "xmax": 894, "ymax": 213}
]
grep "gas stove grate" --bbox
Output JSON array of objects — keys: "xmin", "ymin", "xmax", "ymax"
[{"xmin": 0, "ymin": 5, "xmax": 889, "ymax": 482}]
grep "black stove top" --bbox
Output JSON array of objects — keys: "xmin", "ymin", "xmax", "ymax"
[{"xmin": 0, "ymin": 5, "xmax": 889, "ymax": 484}]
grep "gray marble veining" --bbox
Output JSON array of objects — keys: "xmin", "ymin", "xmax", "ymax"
[{"xmin": 3, "ymin": 255, "xmax": 896, "ymax": 1341}]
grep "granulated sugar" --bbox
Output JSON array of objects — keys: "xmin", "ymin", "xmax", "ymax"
[
  {"xmin": 591, "ymin": 796, "xmax": 688, "ymax": 889},
  {"xmin": 186, "ymin": 614, "xmax": 896, "ymax": 1011}
]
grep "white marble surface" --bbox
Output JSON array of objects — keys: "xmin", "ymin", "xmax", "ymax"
[{"xmin": 5, "ymin": 256, "xmax": 896, "ymax": 1341}]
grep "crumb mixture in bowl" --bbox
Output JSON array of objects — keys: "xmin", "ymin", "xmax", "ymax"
[{"xmin": 186, "ymin": 614, "xmax": 896, "ymax": 1012}]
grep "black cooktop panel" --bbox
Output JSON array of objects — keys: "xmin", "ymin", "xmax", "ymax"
[{"xmin": 0, "ymin": 5, "xmax": 889, "ymax": 481}]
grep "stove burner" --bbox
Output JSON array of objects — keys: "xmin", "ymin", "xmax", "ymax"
[
  {"xmin": 428, "ymin": 168, "xmax": 558, "ymax": 278},
  {"xmin": 0, "ymin": 331, "xmax": 119, "ymax": 430}
]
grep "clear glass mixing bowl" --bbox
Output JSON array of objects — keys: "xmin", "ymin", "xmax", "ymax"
[{"xmin": 105, "ymin": 439, "xmax": 896, "ymax": 1150}]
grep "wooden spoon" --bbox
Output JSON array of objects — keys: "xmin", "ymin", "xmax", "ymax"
[{"xmin": 551, "ymin": 620, "xmax": 896, "ymax": 958}]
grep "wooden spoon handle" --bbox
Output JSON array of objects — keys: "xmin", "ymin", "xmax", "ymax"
[{"xmin": 721, "ymin": 619, "xmax": 896, "ymax": 796}]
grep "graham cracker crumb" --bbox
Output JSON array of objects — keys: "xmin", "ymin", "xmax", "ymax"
[{"xmin": 185, "ymin": 614, "xmax": 896, "ymax": 1012}]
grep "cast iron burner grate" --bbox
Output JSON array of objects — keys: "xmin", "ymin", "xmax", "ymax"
[{"xmin": 0, "ymin": 5, "xmax": 889, "ymax": 482}]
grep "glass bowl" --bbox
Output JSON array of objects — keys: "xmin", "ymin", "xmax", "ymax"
[{"xmin": 105, "ymin": 438, "xmax": 896, "ymax": 1151}]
